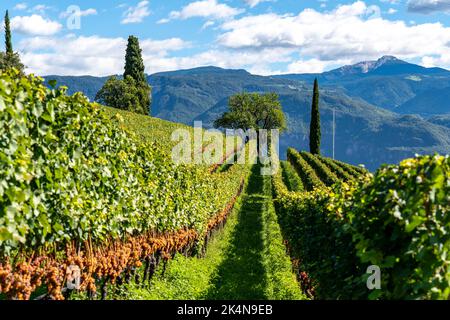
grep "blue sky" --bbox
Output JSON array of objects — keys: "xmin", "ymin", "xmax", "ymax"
[{"xmin": 1, "ymin": 0, "xmax": 450, "ymax": 76}]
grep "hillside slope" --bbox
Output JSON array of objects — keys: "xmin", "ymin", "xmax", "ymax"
[{"xmin": 45, "ymin": 64, "xmax": 450, "ymax": 170}]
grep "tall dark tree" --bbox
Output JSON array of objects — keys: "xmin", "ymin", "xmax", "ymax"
[
  {"xmin": 5, "ymin": 10, "xmax": 13, "ymax": 54},
  {"xmin": 1, "ymin": 10, "xmax": 24, "ymax": 74},
  {"xmin": 124, "ymin": 36, "xmax": 146, "ymax": 84},
  {"xmin": 95, "ymin": 35, "xmax": 151, "ymax": 115},
  {"xmin": 309, "ymin": 78, "xmax": 321, "ymax": 155}
]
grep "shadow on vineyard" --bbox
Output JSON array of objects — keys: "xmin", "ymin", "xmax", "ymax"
[{"xmin": 206, "ymin": 165, "xmax": 268, "ymax": 299}]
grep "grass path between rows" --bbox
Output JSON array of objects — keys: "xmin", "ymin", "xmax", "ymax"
[{"xmin": 122, "ymin": 164, "xmax": 305, "ymax": 300}]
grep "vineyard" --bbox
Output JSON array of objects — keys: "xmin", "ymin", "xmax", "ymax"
[
  {"xmin": 0, "ymin": 69, "xmax": 449, "ymax": 301},
  {"xmin": 273, "ymin": 147, "xmax": 450, "ymax": 299},
  {"xmin": 0, "ymin": 71, "xmax": 253, "ymax": 299}
]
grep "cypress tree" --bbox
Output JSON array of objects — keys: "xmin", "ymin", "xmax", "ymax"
[
  {"xmin": 5, "ymin": 10, "xmax": 13, "ymax": 55},
  {"xmin": 5, "ymin": 10, "xmax": 14, "ymax": 55},
  {"xmin": 123, "ymin": 35, "xmax": 151, "ymax": 114},
  {"xmin": 1, "ymin": 10, "xmax": 24, "ymax": 74},
  {"xmin": 309, "ymin": 78, "xmax": 321, "ymax": 155},
  {"xmin": 124, "ymin": 35, "xmax": 146, "ymax": 84}
]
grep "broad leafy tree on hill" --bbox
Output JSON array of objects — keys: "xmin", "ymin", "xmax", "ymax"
[
  {"xmin": 95, "ymin": 75, "xmax": 148, "ymax": 115},
  {"xmin": 96, "ymin": 35, "xmax": 151, "ymax": 115},
  {"xmin": 214, "ymin": 92, "xmax": 286, "ymax": 154}
]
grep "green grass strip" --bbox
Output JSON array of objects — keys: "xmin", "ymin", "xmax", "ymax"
[
  {"xmin": 280, "ymin": 161, "xmax": 304, "ymax": 192},
  {"xmin": 119, "ymin": 165, "xmax": 305, "ymax": 300}
]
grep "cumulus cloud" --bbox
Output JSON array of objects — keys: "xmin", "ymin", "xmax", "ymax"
[
  {"xmin": 216, "ymin": 1, "xmax": 450, "ymax": 71},
  {"xmin": 407, "ymin": 0, "xmax": 450, "ymax": 14},
  {"xmin": 18, "ymin": 35, "xmax": 191, "ymax": 76},
  {"xmin": 287, "ymin": 58, "xmax": 338, "ymax": 74},
  {"xmin": 163, "ymin": 0, "xmax": 244, "ymax": 23},
  {"xmin": 60, "ymin": 8, "xmax": 98, "ymax": 19},
  {"xmin": 16, "ymin": 0, "xmax": 450, "ymax": 76},
  {"xmin": 18, "ymin": 32, "xmax": 293, "ymax": 76},
  {"xmin": 11, "ymin": 15, "xmax": 62, "ymax": 36},
  {"xmin": 31, "ymin": 4, "xmax": 51, "ymax": 14},
  {"xmin": 13, "ymin": 3, "xmax": 27, "ymax": 11},
  {"xmin": 121, "ymin": 1, "xmax": 151, "ymax": 24}
]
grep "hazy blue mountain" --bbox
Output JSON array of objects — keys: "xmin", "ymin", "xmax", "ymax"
[
  {"xmin": 44, "ymin": 75, "xmax": 108, "ymax": 101},
  {"xmin": 428, "ymin": 114, "xmax": 450, "ymax": 128},
  {"xmin": 396, "ymin": 86, "xmax": 450, "ymax": 116},
  {"xmin": 275, "ymin": 56, "xmax": 450, "ymax": 114},
  {"xmin": 148, "ymin": 67, "xmax": 299, "ymax": 124},
  {"xmin": 44, "ymin": 60, "xmax": 450, "ymax": 170}
]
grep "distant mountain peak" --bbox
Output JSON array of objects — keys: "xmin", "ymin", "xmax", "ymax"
[
  {"xmin": 373, "ymin": 55, "xmax": 404, "ymax": 67},
  {"xmin": 377, "ymin": 55, "xmax": 400, "ymax": 63},
  {"xmin": 332, "ymin": 56, "xmax": 405, "ymax": 75}
]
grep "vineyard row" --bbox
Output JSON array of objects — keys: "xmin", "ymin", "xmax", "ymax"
[{"xmin": 274, "ymin": 148, "xmax": 450, "ymax": 300}]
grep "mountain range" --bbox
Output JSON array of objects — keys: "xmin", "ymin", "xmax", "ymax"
[{"xmin": 44, "ymin": 56, "xmax": 450, "ymax": 171}]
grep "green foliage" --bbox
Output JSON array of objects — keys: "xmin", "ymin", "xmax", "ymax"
[
  {"xmin": 287, "ymin": 148, "xmax": 324, "ymax": 191},
  {"xmin": 4, "ymin": 11, "xmax": 12, "ymax": 55},
  {"xmin": 214, "ymin": 92, "xmax": 286, "ymax": 132},
  {"xmin": 332, "ymin": 158, "xmax": 365, "ymax": 177},
  {"xmin": 124, "ymin": 36, "xmax": 146, "ymax": 84},
  {"xmin": 309, "ymin": 79, "xmax": 321, "ymax": 155},
  {"xmin": 280, "ymin": 161, "xmax": 304, "ymax": 192},
  {"xmin": 0, "ymin": 12, "xmax": 24, "ymax": 74},
  {"xmin": 317, "ymin": 155, "xmax": 354, "ymax": 181},
  {"xmin": 273, "ymin": 153, "xmax": 450, "ymax": 299},
  {"xmin": 0, "ymin": 70, "xmax": 247, "ymax": 256},
  {"xmin": 102, "ymin": 106, "xmax": 197, "ymax": 155},
  {"xmin": 95, "ymin": 76, "xmax": 148, "ymax": 115},
  {"xmin": 108, "ymin": 165, "xmax": 304, "ymax": 300},
  {"xmin": 300, "ymin": 151, "xmax": 339, "ymax": 186},
  {"xmin": 0, "ymin": 53, "xmax": 24, "ymax": 74},
  {"xmin": 95, "ymin": 35, "xmax": 151, "ymax": 115},
  {"xmin": 273, "ymin": 178, "xmax": 362, "ymax": 299},
  {"xmin": 347, "ymin": 155, "xmax": 450, "ymax": 299}
]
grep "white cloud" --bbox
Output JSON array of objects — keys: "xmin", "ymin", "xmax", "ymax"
[
  {"xmin": 121, "ymin": 1, "xmax": 151, "ymax": 24},
  {"xmin": 11, "ymin": 15, "xmax": 62, "ymax": 36},
  {"xmin": 244, "ymin": 0, "xmax": 273, "ymax": 8},
  {"xmin": 18, "ymin": 32, "xmax": 293, "ymax": 76},
  {"xmin": 13, "ymin": 3, "xmax": 27, "ymax": 11},
  {"xmin": 166, "ymin": 0, "xmax": 244, "ymax": 22},
  {"xmin": 157, "ymin": 18, "xmax": 171, "ymax": 24},
  {"xmin": 153, "ymin": 47, "xmax": 292, "ymax": 75},
  {"xmin": 31, "ymin": 4, "xmax": 51, "ymax": 14},
  {"xmin": 18, "ymin": 35, "xmax": 191, "ymax": 76},
  {"xmin": 16, "ymin": 0, "xmax": 450, "ymax": 76},
  {"xmin": 202, "ymin": 20, "xmax": 215, "ymax": 29},
  {"xmin": 216, "ymin": 1, "xmax": 450, "ymax": 70},
  {"xmin": 287, "ymin": 58, "xmax": 335, "ymax": 74},
  {"xmin": 408, "ymin": 0, "xmax": 450, "ymax": 14},
  {"xmin": 421, "ymin": 54, "xmax": 450, "ymax": 68},
  {"xmin": 380, "ymin": 0, "xmax": 400, "ymax": 4},
  {"xmin": 60, "ymin": 8, "xmax": 98, "ymax": 19},
  {"xmin": 388, "ymin": 8, "xmax": 398, "ymax": 14}
]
